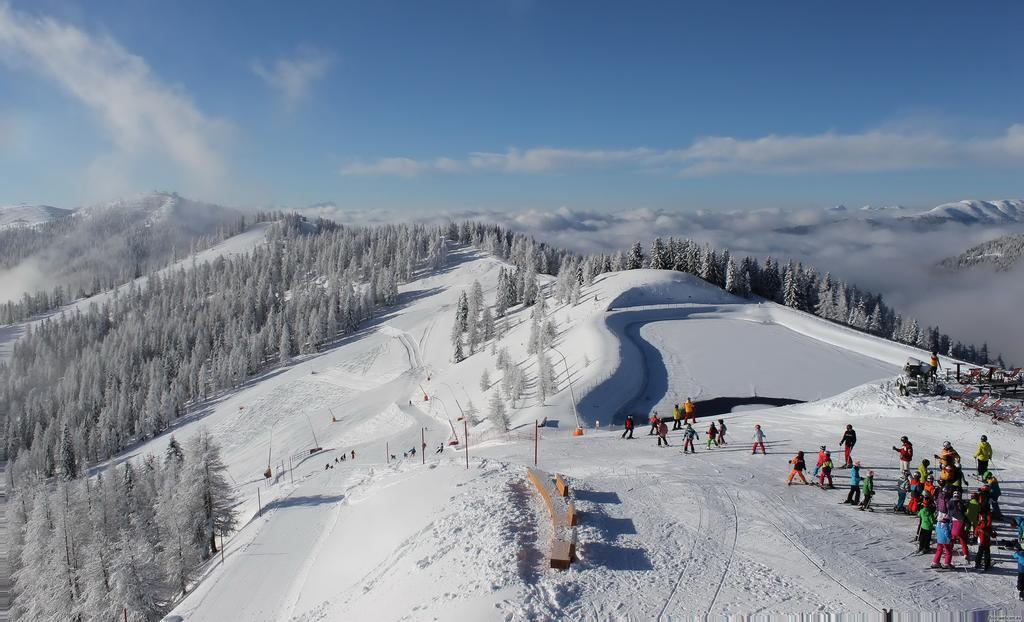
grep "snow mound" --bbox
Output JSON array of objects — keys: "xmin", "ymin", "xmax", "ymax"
[
  {"xmin": 598, "ymin": 269, "xmax": 741, "ymax": 309},
  {"xmin": 0, "ymin": 203, "xmax": 71, "ymax": 229}
]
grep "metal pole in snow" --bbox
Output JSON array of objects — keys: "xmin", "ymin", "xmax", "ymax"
[
  {"xmin": 220, "ymin": 532, "xmax": 225, "ymax": 564},
  {"xmin": 534, "ymin": 420, "xmax": 539, "ymax": 466},
  {"xmin": 550, "ymin": 346, "xmax": 582, "ymax": 433},
  {"xmin": 257, "ymin": 488, "xmax": 262, "ymax": 517},
  {"xmin": 421, "ymin": 428, "xmax": 426, "ymax": 465},
  {"xmin": 386, "ymin": 442, "xmax": 389, "ymax": 463},
  {"xmin": 464, "ymin": 418, "xmax": 469, "ymax": 469},
  {"xmin": 289, "ymin": 456, "xmax": 294, "ymax": 484}
]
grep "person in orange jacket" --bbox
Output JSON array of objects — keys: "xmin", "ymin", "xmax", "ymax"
[
  {"xmin": 683, "ymin": 398, "xmax": 696, "ymax": 424},
  {"xmin": 787, "ymin": 451, "xmax": 809, "ymax": 485}
]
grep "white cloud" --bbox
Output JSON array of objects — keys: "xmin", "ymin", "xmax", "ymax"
[
  {"xmin": 339, "ymin": 125, "xmax": 1024, "ymax": 178},
  {"xmin": 0, "ymin": 4, "xmax": 225, "ymax": 187},
  {"xmin": 251, "ymin": 50, "xmax": 331, "ymax": 106}
]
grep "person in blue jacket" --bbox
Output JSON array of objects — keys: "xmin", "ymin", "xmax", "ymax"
[
  {"xmin": 844, "ymin": 461, "xmax": 862, "ymax": 505},
  {"xmin": 1014, "ymin": 548, "xmax": 1024, "ymax": 601}
]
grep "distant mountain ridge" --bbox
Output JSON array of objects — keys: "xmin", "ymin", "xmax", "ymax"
[
  {"xmin": 938, "ymin": 232, "xmax": 1024, "ymax": 272},
  {"xmin": 0, "ymin": 204, "xmax": 73, "ymax": 230},
  {"xmin": 903, "ymin": 199, "xmax": 1024, "ymax": 225}
]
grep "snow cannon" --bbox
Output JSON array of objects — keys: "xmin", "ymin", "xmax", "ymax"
[{"xmin": 902, "ymin": 358, "xmax": 932, "ymax": 378}]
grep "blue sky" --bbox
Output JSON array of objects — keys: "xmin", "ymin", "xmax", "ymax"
[{"xmin": 1, "ymin": 1, "xmax": 1022, "ymax": 211}]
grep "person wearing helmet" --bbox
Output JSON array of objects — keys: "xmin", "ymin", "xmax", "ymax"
[
  {"xmin": 907, "ymin": 472, "xmax": 923, "ymax": 515},
  {"xmin": 683, "ymin": 398, "xmax": 696, "ymax": 424},
  {"xmin": 649, "ymin": 412, "xmax": 660, "ymax": 435},
  {"xmin": 931, "ymin": 513, "xmax": 954, "ymax": 570},
  {"xmin": 682, "ymin": 423, "xmax": 699, "ymax": 454},
  {"xmin": 717, "ymin": 419, "xmax": 728, "ymax": 446},
  {"xmin": 814, "ymin": 445, "xmax": 827, "ymax": 477},
  {"xmin": 672, "ymin": 403, "xmax": 682, "ymax": 430},
  {"xmin": 934, "ymin": 441, "xmax": 960, "ymax": 468},
  {"xmin": 984, "ymin": 472, "xmax": 1003, "ymax": 519},
  {"xmin": 917, "ymin": 458, "xmax": 932, "ymax": 483},
  {"xmin": 974, "ymin": 511, "xmax": 993, "ymax": 572},
  {"xmin": 818, "ymin": 452, "xmax": 835, "ymax": 488},
  {"xmin": 974, "ymin": 435, "xmax": 993, "ymax": 476},
  {"xmin": 787, "ymin": 451, "xmax": 809, "ymax": 485},
  {"xmin": 751, "ymin": 424, "xmax": 767, "ymax": 455},
  {"xmin": 838, "ymin": 424, "xmax": 857, "ymax": 468},
  {"xmin": 892, "ymin": 436, "xmax": 914, "ymax": 474},
  {"xmin": 917, "ymin": 495, "xmax": 936, "ymax": 554},
  {"xmin": 894, "ymin": 472, "xmax": 910, "ymax": 513},
  {"xmin": 844, "ymin": 461, "xmax": 862, "ymax": 505},
  {"xmin": 858, "ymin": 470, "xmax": 875, "ymax": 511},
  {"xmin": 706, "ymin": 421, "xmax": 718, "ymax": 450}
]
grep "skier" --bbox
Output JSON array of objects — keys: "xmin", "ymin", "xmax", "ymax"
[
  {"xmin": 917, "ymin": 458, "xmax": 932, "ymax": 483},
  {"xmin": 436, "ymin": 443, "xmax": 444, "ymax": 454},
  {"xmin": 948, "ymin": 491, "xmax": 970, "ymax": 562},
  {"xmin": 858, "ymin": 470, "xmax": 875, "ymax": 511},
  {"xmin": 892, "ymin": 436, "xmax": 914, "ymax": 474},
  {"xmin": 894, "ymin": 473, "xmax": 909, "ymax": 513},
  {"xmin": 1016, "ymin": 549, "xmax": 1024, "ymax": 601},
  {"xmin": 340, "ymin": 453, "xmax": 347, "ymax": 462},
  {"xmin": 351, "ymin": 450, "xmax": 356, "ymax": 460},
  {"xmin": 934, "ymin": 441, "xmax": 960, "ymax": 468},
  {"xmin": 649, "ymin": 412, "xmax": 660, "ymax": 436},
  {"xmin": 814, "ymin": 445, "xmax": 827, "ymax": 477},
  {"xmin": 965, "ymin": 492, "xmax": 982, "ymax": 537},
  {"xmin": 983, "ymin": 472, "xmax": 1003, "ymax": 519},
  {"xmin": 907, "ymin": 472, "xmax": 923, "ymax": 514},
  {"xmin": 657, "ymin": 420, "xmax": 670, "ymax": 447},
  {"xmin": 409, "ymin": 446, "xmax": 417, "ymax": 457},
  {"xmin": 931, "ymin": 515, "xmax": 953, "ymax": 569},
  {"xmin": 839, "ymin": 424, "xmax": 857, "ymax": 468},
  {"xmin": 682, "ymin": 423, "xmax": 699, "ymax": 454},
  {"xmin": 917, "ymin": 497, "xmax": 936, "ymax": 554},
  {"xmin": 929, "ymin": 351, "xmax": 942, "ymax": 376},
  {"xmin": 716, "ymin": 419, "xmax": 728, "ymax": 445},
  {"xmin": 706, "ymin": 422, "xmax": 718, "ymax": 450},
  {"xmin": 844, "ymin": 461, "xmax": 862, "ymax": 504},
  {"xmin": 672, "ymin": 404, "xmax": 682, "ymax": 430},
  {"xmin": 974, "ymin": 435, "xmax": 992, "ymax": 476},
  {"xmin": 683, "ymin": 398, "xmax": 696, "ymax": 424},
  {"xmin": 751, "ymin": 424, "xmax": 767, "ymax": 455},
  {"xmin": 787, "ymin": 451, "xmax": 808, "ymax": 486},
  {"xmin": 818, "ymin": 452, "xmax": 834, "ymax": 488},
  {"xmin": 621, "ymin": 414, "xmax": 635, "ymax": 439},
  {"xmin": 974, "ymin": 511, "xmax": 994, "ymax": 571}
]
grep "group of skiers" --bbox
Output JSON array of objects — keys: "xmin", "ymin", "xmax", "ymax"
[
  {"xmin": 786, "ymin": 427, "xmax": 1024, "ymax": 598},
  {"xmin": 622, "ymin": 399, "xmax": 737, "ymax": 452}
]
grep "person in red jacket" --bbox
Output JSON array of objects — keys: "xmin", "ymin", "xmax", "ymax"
[
  {"xmin": 649, "ymin": 412, "xmax": 659, "ymax": 435},
  {"xmin": 892, "ymin": 436, "xmax": 913, "ymax": 474},
  {"xmin": 814, "ymin": 445, "xmax": 827, "ymax": 477},
  {"xmin": 974, "ymin": 512, "xmax": 994, "ymax": 571},
  {"xmin": 621, "ymin": 414, "xmax": 635, "ymax": 439}
]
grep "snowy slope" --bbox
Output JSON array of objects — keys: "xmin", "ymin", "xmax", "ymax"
[
  {"xmin": 147, "ymin": 254, "xmax": 1024, "ymax": 620},
  {"xmin": 904, "ymin": 199, "xmax": 1024, "ymax": 225},
  {"xmin": 0, "ymin": 203, "xmax": 71, "ymax": 229}
]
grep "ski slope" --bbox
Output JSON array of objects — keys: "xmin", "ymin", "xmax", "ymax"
[{"xmin": 136, "ymin": 256, "xmax": 1024, "ymax": 620}]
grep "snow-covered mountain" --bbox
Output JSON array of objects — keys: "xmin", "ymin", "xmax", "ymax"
[
  {"xmin": 938, "ymin": 232, "xmax": 1024, "ymax": 272},
  {"xmin": 902, "ymin": 199, "xmax": 1024, "ymax": 225},
  {"xmin": 0, "ymin": 203, "xmax": 72, "ymax": 230}
]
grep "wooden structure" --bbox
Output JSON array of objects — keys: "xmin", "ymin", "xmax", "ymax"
[{"xmin": 526, "ymin": 468, "xmax": 578, "ymax": 569}]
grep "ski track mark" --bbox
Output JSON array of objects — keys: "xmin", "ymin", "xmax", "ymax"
[
  {"xmin": 705, "ymin": 489, "xmax": 739, "ymax": 614},
  {"xmin": 656, "ymin": 500, "xmax": 705, "ymax": 621}
]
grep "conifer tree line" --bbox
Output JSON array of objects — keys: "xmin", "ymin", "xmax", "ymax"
[
  {"xmin": 0, "ymin": 207, "xmax": 248, "ymax": 325},
  {"xmin": 8, "ymin": 430, "xmax": 237, "ymax": 621}
]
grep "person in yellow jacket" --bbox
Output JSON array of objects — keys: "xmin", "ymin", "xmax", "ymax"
[
  {"xmin": 929, "ymin": 351, "xmax": 941, "ymax": 376},
  {"xmin": 683, "ymin": 398, "xmax": 696, "ymax": 424},
  {"xmin": 974, "ymin": 434, "xmax": 993, "ymax": 476},
  {"xmin": 672, "ymin": 403, "xmax": 682, "ymax": 430}
]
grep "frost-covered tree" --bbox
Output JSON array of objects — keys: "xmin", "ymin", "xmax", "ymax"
[
  {"xmin": 536, "ymin": 353, "xmax": 555, "ymax": 405},
  {"xmin": 479, "ymin": 369, "xmax": 491, "ymax": 392},
  {"xmin": 488, "ymin": 390, "xmax": 510, "ymax": 432},
  {"xmin": 453, "ymin": 338, "xmax": 466, "ymax": 363},
  {"xmin": 626, "ymin": 242, "xmax": 644, "ymax": 270},
  {"xmin": 648, "ymin": 237, "xmax": 669, "ymax": 270},
  {"xmin": 184, "ymin": 429, "xmax": 238, "ymax": 558}
]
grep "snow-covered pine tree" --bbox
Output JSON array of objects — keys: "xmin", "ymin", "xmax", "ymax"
[
  {"xmin": 626, "ymin": 242, "xmax": 644, "ymax": 270},
  {"xmin": 488, "ymin": 390, "xmax": 510, "ymax": 432},
  {"xmin": 648, "ymin": 237, "xmax": 668, "ymax": 270},
  {"xmin": 479, "ymin": 369, "xmax": 491, "ymax": 392},
  {"xmin": 536, "ymin": 353, "xmax": 555, "ymax": 405},
  {"xmin": 453, "ymin": 338, "xmax": 466, "ymax": 363},
  {"xmin": 481, "ymin": 306, "xmax": 495, "ymax": 341},
  {"xmin": 184, "ymin": 429, "xmax": 238, "ymax": 558},
  {"xmin": 724, "ymin": 259, "xmax": 740, "ymax": 295},
  {"xmin": 59, "ymin": 422, "xmax": 76, "ymax": 480}
]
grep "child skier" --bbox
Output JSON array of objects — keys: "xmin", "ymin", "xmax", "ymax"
[
  {"xmin": 839, "ymin": 424, "xmax": 857, "ymax": 468},
  {"xmin": 814, "ymin": 445, "xmax": 827, "ymax": 477},
  {"xmin": 974, "ymin": 435, "xmax": 992, "ymax": 476},
  {"xmin": 706, "ymin": 422, "xmax": 718, "ymax": 450},
  {"xmin": 672, "ymin": 404, "xmax": 682, "ymax": 430},
  {"xmin": 858, "ymin": 470, "xmax": 875, "ymax": 511},
  {"xmin": 657, "ymin": 420, "xmax": 670, "ymax": 447},
  {"xmin": 974, "ymin": 511, "xmax": 994, "ymax": 571},
  {"xmin": 649, "ymin": 412, "xmax": 660, "ymax": 435},
  {"xmin": 948, "ymin": 491, "xmax": 970, "ymax": 562},
  {"xmin": 934, "ymin": 441, "xmax": 960, "ymax": 468},
  {"xmin": 787, "ymin": 451, "xmax": 808, "ymax": 485},
  {"xmin": 751, "ymin": 424, "xmax": 767, "ymax": 455},
  {"xmin": 917, "ymin": 498, "xmax": 936, "ymax": 554},
  {"xmin": 917, "ymin": 458, "xmax": 931, "ymax": 483},
  {"xmin": 682, "ymin": 423, "xmax": 699, "ymax": 454},
  {"xmin": 844, "ymin": 461, "xmax": 862, "ymax": 504},
  {"xmin": 907, "ymin": 472, "xmax": 922, "ymax": 514},
  {"xmin": 818, "ymin": 452, "xmax": 834, "ymax": 488},
  {"xmin": 1016, "ymin": 549, "xmax": 1024, "ymax": 601},
  {"xmin": 983, "ymin": 472, "xmax": 1003, "ymax": 519},
  {"xmin": 892, "ymin": 436, "xmax": 913, "ymax": 474},
  {"xmin": 716, "ymin": 419, "xmax": 727, "ymax": 445},
  {"xmin": 621, "ymin": 414, "xmax": 635, "ymax": 439},
  {"xmin": 894, "ymin": 473, "xmax": 909, "ymax": 513},
  {"xmin": 931, "ymin": 515, "xmax": 953, "ymax": 569}
]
